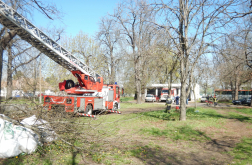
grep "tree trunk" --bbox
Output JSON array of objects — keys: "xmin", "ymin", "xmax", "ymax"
[
  {"xmin": 230, "ymin": 81, "xmax": 234, "ymax": 100},
  {"xmin": 141, "ymin": 88, "xmax": 145, "ymax": 102},
  {"xmin": 135, "ymin": 53, "xmax": 141, "ymax": 104},
  {"xmin": 234, "ymin": 72, "xmax": 240, "ymax": 100},
  {"xmin": 110, "ymin": 63, "xmax": 115, "ymax": 84},
  {"xmin": 180, "ymin": 81, "xmax": 187, "ymax": 121},
  {"xmin": 7, "ymin": 45, "xmax": 13, "ymax": 99},
  {"xmin": 109, "ymin": 50, "xmax": 115, "ymax": 84},
  {"xmin": 169, "ymin": 72, "xmax": 172, "ymax": 96},
  {"xmin": 193, "ymin": 85, "xmax": 197, "ymax": 108},
  {"xmin": 0, "ymin": 30, "xmax": 17, "ymax": 112},
  {"xmin": 0, "ymin": 47, "xmax": 3, "ymax": 113},
  {"xmin": 234, "ymin": 81, "xmax": 239, "ymax": 100},
  {"xmin": 135, "ymin": 75, "xmax": 141, "ymax": 103}
]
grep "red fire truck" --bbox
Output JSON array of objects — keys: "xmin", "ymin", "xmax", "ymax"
[
  {"xmin": 0, "ymin": 1, "xmax": 122, "ymax": 117},
  {"xmin": 43, "ymin": 83, "xmax": 121, "ymax": 117},
  {"xmin": 159, "ymin": 88, "xmax": 175, "ymax": 101}
]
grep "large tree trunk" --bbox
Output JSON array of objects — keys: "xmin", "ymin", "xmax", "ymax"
[
  {"xmin": 0, "ymin": 30, "xmax": 17, "ymax": 112},
  {"xmin": 109, "ymin": 50, "xmax": 115, "ymax": 84},
  {"xmin": 180, "ymin": 81, "xmax": 187, "ymax": 121},
  {"xmin": 135, "ymin": 51, "xmax": 141, "ymax": 104},
  {"xmin": 0, "ymin": 47, "xmax": 3, "ymax": 113},
  {"xmin": 234, "ymin": 81, "xmax": 239, "ymax": 100},
  {"xmin": 135, "ymin": 70, "xmax": 141, "ymax": 103},
  {"xmin": 234, "ymin": 72, "xmax": 240, "ymax": 100},
  {"xmin": 6, "ymin": 45, "xmax": 13, "ymax": 99},
  {"xmin": 141, "ymin": 87, "xmax": 145, "ymax": 102},
  {"xmin": 169, "ymin": 72, "xmax": 172, "ymax": 95},
  {"xmin": 193, "ymin": 85, "xmax": 197, "ymax": 108}
]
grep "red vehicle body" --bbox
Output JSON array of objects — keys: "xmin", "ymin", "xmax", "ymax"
[
  {"xmin": 43, "ymin": 70, "xmax": 122, "ymax": 116},
  {"xmin": 159, "ymin": 88, "xmax": 175, "ymax": 101},
  {"xmin": 43, "ymin": 84, "xmax": 121, "ymax": 115}
]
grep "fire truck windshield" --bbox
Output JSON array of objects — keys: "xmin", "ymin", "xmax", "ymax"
[{"xmin": 162, "ymin": 90, "xmax": 169, "ymax": 93}]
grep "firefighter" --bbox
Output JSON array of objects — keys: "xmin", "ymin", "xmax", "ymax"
[
  {"xmin": 175, "ymin": 94, "xmax": 180, "ymax": 105},
  {"xmin": 213, "ymin": 96, "xmax": 218, "ymax": 106},
  {"xmin": 165, "ymin": 95, "xmax": 172, "ymax": 113}
]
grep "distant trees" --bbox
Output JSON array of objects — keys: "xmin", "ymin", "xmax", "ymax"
[
  {"xmin": 0, "ymin": 0, "xmax": 61, "ymax": 111},
  {"xmin": 97, "ymin": 17, "xmax": 120, "ymax": 84},
  {"xmin": 214, "ymin": 33, "xmax": 252, "ymax": 100}
]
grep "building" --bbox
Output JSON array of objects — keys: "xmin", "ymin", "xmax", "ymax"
[{"xmin": 145, "ymin": 83, "xmax": 200, "ymax": 101}]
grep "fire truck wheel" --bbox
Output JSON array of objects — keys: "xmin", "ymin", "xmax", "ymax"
[
  {"xmin": 85, "ymin": 104, "xmax": 93, "ymax": 115},
  {"xmin": 65, "ymin": 80, "xmax": 74, "ymax": 89}
]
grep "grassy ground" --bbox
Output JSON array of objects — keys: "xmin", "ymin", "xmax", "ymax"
[{"xmin": 1, "ymin": 98, "xmax": 252, "ymax": 164}]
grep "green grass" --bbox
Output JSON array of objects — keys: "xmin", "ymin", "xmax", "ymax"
[
  {"xmin": 120, "ymin": 97, "xmax": 134, "ymax": 102},
  {"xmin": 3, "ymin": 102, "xmax": 252, "ymax": 165},
  {"xmin": 229, "ymin": 138, "xmax": 252, "ymax": 165},
  {"xmin": 234, "ymin": 108, "xmax": 252, "ymax": 115},
  {"xmin": 226, "ymin": 112, "xmax": 252, "ymax": 123},
  {"xmin": 120, "ymin": 102, "xmax": 162, "ymax": 109},
  {"xmin": 140, "ymin": 125, "xmax": 211, "ymax": 141}
]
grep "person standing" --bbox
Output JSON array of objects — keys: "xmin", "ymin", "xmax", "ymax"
[
  {"xmin": 206, "ymin": 95, "xmax": 209, "ymax": 101},
  {"xmin": 165, "ymin": 95, "xmax": 172, "ymax": 113},
  {"xmin": 213, "ymin": 96, "xmax": 218, "ymax": 106},
  {"xmin": 175, "ymin": 95, "xmax": 180, "ymax": 105}
]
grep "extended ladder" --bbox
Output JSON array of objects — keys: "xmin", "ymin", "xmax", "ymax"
[{"xmin": 0, "ymin": 1, "xmax": 99, "ymax": 80}]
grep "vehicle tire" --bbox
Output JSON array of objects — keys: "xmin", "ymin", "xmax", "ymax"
[
  {"xmin": 65, "ymin": 80, "xmax": 74, "ymax": 89},
  {"xmin": 114, "ymin": 103, "xmax": 118, "ymax": 111},
  {"xmin": 85, "ymin": 104, "xmax": 93, "ymax": 115}
]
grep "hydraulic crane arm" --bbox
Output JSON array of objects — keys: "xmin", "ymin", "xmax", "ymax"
[{"xmin": 0, "ymin": 0, "xmax": 99, "ymax": 80}]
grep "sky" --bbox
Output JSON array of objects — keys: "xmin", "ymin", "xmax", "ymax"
[{"xmin": 33, "ymin": 0, "xmax": 121, "ymax": 38}]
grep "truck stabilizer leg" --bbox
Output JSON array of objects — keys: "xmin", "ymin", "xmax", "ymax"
[
  {"xmin": 77, "ymin": 113, "xmax": 96, "ymax": 118},
  {"xmin": 106, "ymin": 110, "xmax": 121, "ymax": 114}
]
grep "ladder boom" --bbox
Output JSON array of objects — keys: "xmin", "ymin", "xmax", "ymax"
[{"xmin": 0, "ymin": 1, "xmax": 98, "ymax": 79}]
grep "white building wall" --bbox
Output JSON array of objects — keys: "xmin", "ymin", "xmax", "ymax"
[{"xmin": 146, "ymin": 83, "xmax": 200, "ymax": 101}]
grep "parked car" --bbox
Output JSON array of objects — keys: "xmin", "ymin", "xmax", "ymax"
[
  {"xmin": 244, "ymin": 97, "xmax": 251, "ymax": 106},
  {"xmin": 145, "ymin": 94, "xmax": 157, "ymax": 102},
  {"xmin": 232, "ymin": 98, "xmax": 247, "ymax": 105},
  {"xmin": 201, "ymin": 96, "xmax": 207, "ymax": 103}
]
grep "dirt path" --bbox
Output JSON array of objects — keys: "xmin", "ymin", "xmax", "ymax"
[{"xmin": 114, "ymin": 103, "xmax": 252, "ymax": 165}]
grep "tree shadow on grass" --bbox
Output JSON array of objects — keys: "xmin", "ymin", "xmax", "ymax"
[
  {"xmin": 129, "ymin": 141, "xmax": 231, "ymax": 165},
  {"xmin": 187, "ymin": 108, "xmax": 252, "ymax": 123},
  {"xmin": 141, "ymin": 109, "xmax": 180, "ymax": 121}
]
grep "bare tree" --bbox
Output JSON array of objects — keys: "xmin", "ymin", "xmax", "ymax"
[
  {"xmin": 153, "ymin": 0, "xmax": 246, "ymax": 120},
  {"xmin": 5, "ymin": 39, "xmax": 41, "ymax": 99},
  {"xmin": 97, "ymin": 17, "xmax": 121, "ymax": 84},
  {"xmin": 112, "ymin": 0, "xmax": 155, "ymax": 103}
]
